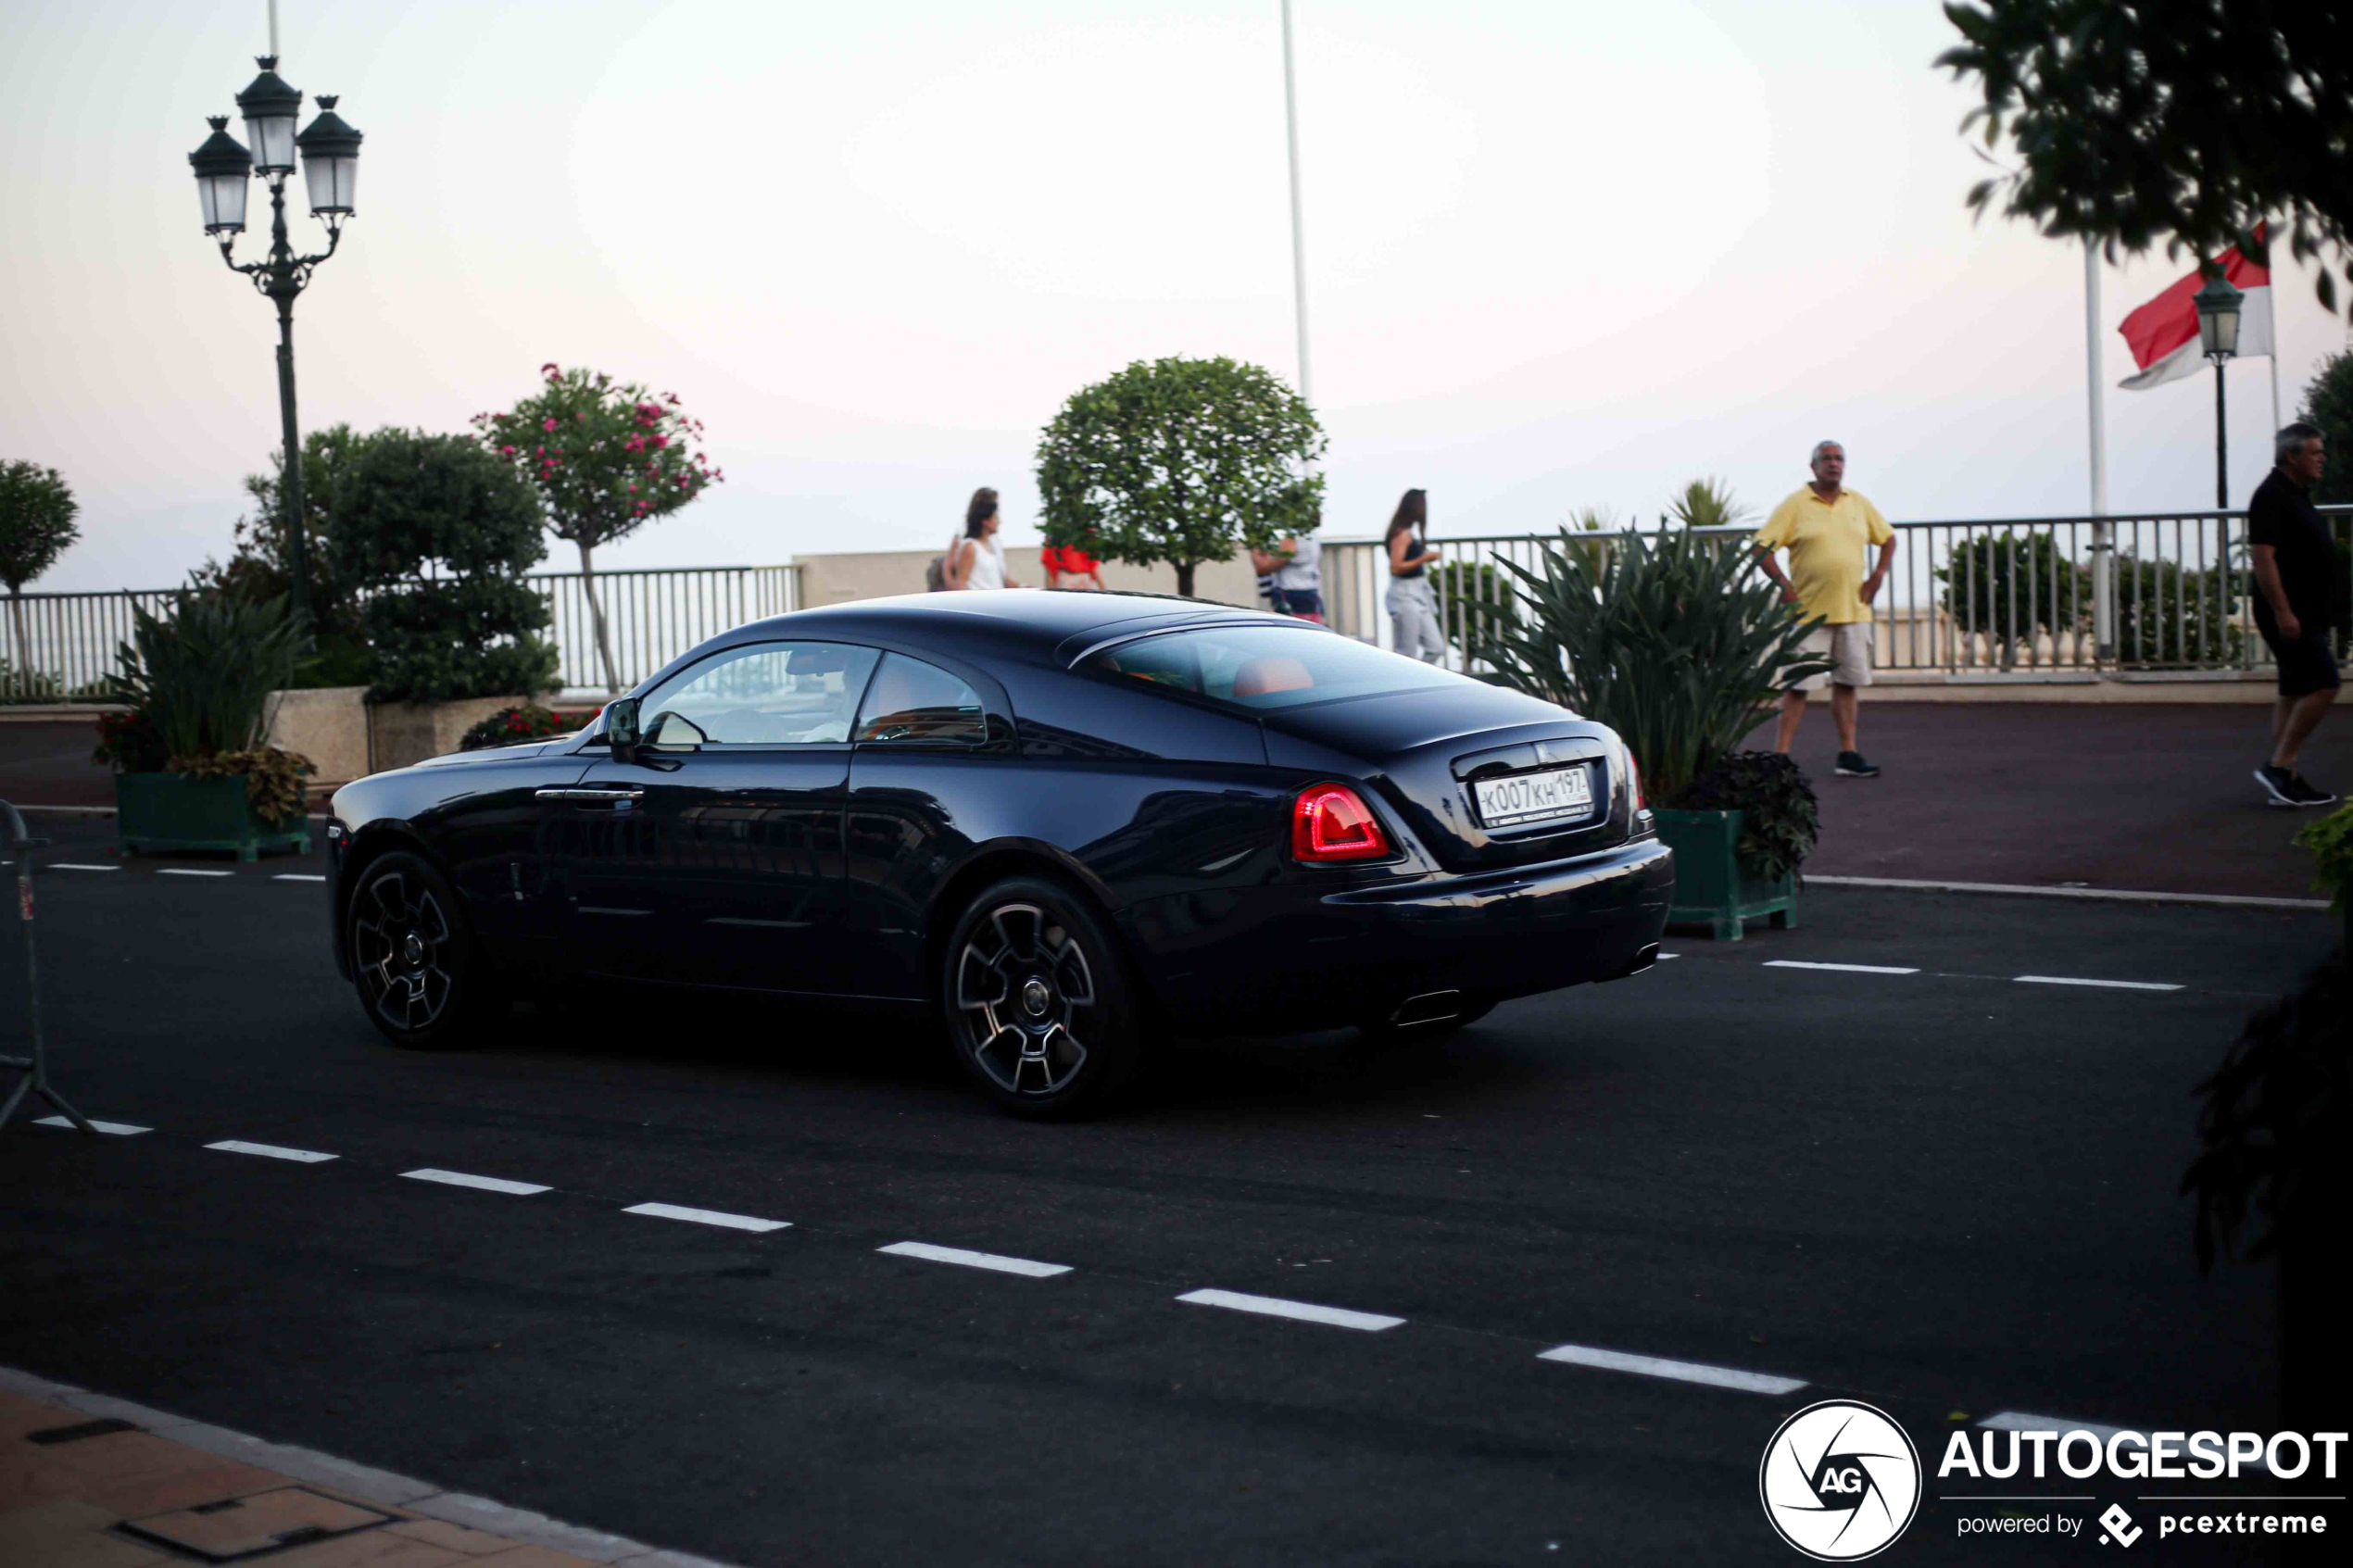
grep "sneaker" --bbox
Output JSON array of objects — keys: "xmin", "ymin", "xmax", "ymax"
[
  {"xmin": 2255, "ymin": 764, "xmax": 2300, "ymax": 806},
  {"xmin": 2290, "ymin": 772, "xmax": 2340, "ymax": 808},
  {"xmin": 1834, "ymin": 750, "xmax": 1881, "ymax": 778}
]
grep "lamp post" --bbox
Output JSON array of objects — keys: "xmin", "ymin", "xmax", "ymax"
[
  {"xmin": 187, "ymin": 56, "xmax": 362, "ymax": 640},
  {"xmin": 2195, "ymin": 272, "xmax": 2244, "ymax": 509}
]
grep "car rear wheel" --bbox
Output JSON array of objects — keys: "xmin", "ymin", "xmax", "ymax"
[
  {"xmin": 346, "ymin": 851, "xmax": 505, "ymax": 1049},
  {"xmin": 941, "ymin": 875, "xmax": 1141, "ymax": 1119}
]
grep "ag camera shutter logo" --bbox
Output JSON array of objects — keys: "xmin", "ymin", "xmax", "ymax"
[{"xmin": 1759, "ymin": 1399, "xmax": 1922, "ymax": 1560}]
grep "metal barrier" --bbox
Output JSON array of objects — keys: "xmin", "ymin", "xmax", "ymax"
[
  {"xmin": 1, "ymin": 565, "xmax": 802, "ymax": 705},
  {"xmin": 2, "ymin": 800, "xmax": 94, "ymax": 1135},
  {"xmin": 1320, "ymin": 507, "xmax": 2353, "ymax": 675}
]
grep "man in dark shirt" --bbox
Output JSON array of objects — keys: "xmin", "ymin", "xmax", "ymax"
[{"xmin": 2249, "ymin": 421, "xmax": 2339, "ymax": 806}]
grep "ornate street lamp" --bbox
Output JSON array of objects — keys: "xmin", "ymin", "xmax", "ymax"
[
  {"xmin": 2195, "ymin": 272, "xmax": 2244, "ymax": 509},
  {"xmin": 186, "ymin": 56, "xmax": 363, "ymax": 639}
]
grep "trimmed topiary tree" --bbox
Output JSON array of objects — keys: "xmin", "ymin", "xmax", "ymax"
[
  {"xmin": 0, "ymin": 459, "xmax": 80, "ymax": 696},
  {"xmin": 324, "ymin": 431, "xmax": 558, "ymax": 703},
  {"xmin": 1037, "ymin": 357, "xmax": 1324, "ymax": 599},
  {"xmin": 475, "ymin": 365, "xmax": 721, "ymax": 694}
]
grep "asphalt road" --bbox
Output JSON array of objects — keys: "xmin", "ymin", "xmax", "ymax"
[{"xmin": 0, "ymin": 819, "xmax": 2327, "ymax": 1565}]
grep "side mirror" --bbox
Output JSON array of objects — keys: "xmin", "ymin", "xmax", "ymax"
[{"xmin": 605, "ymin": 697, "xmax": 641, "ymax": 764}]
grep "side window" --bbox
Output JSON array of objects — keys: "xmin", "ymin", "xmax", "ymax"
[
  {"xmin": 637, "ymin": 642, "xmax": 879, "ymax": 747},
  {"xmin": 854, "ymin": 653, "xmax": 988, "ymax": 745}
]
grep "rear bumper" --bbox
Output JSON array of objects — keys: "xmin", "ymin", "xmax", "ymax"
[{"xmin": 1122, "ymin": 838, "xmax": 1674, "ymax": 1032}]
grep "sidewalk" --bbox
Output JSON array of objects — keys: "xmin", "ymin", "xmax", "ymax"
[
  {"xmin": 0, "ymin": 1373, "xmax": 725, "ymax": 1568},
  {"xmin": 1751, "ymin": 701, "xmax": 2345, "ymax": 900}
]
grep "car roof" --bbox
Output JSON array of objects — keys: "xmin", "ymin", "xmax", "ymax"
[{"xmin": 727, "ymin": 590, "xmax": 1287, "ymax": 666}]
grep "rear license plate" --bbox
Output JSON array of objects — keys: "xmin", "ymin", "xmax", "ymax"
[{"xmin": 1473, "ymin": 764, "xmax": 1595, "ymax": 828}]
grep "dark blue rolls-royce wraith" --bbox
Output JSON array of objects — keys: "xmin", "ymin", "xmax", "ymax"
[{"xmin": 325, "ymin": 590, "xmax": 1672, "ymax": 1116}]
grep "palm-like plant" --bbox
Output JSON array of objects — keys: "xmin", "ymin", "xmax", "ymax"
[
  {"xmin": 1667, "ymin": 476, "xmax": 1752, "ymax": 532},
  {"xmin": 1473, "ymin": 526, "xmax": 1827, "ymax": 803},
  {"xmin": 107, "ymin": 591, "xmax": 304, "ymax": 760}
]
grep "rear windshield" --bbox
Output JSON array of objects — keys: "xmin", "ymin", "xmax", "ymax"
[{"xmin": 1084, "ymin": 624, "xmax": 1466, "ymax": 711}]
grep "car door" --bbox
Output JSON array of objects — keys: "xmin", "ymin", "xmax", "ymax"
[
  {"xmin": 557, "ymin": 640, "xmax": 880, "ymax": 993},
  {"xmin": 842, "ymin": 649, "xmax": 1013, "ymax": 1000}
]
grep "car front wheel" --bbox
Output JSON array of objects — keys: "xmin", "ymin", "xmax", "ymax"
[
  {"xmin": 941, "ymin": 875, "xmax": 1142, "ymax": 1119},
  {"xmin": 346, "ymin": 850, "xmax": 504, "ymax": 1049}
]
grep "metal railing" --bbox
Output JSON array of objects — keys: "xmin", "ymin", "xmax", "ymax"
[
  {"xmin": 0, "ymin": 564, "xmax": 801, "ymax": 705},
  {"xmin": 1318, "ymin": 508, "xmax": 2353, "ymax": 676}
]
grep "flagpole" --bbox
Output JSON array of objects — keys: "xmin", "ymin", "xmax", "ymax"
[
  {"xmin": 1279, "ymin": 0, "xmax": 1313, "ymax": 408},
  {"xmin": 2085, "ymin": 239, "xmax": 2114, "ymax": 663}
]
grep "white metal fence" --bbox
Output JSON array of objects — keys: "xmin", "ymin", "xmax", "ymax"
[
  {"xmin": 1, "ymin": 564, "xmax": 801, "ymax": 704},
  {"xmin": 1319, "ymin": 508, "xmax": 2353, "ymax": 676}
]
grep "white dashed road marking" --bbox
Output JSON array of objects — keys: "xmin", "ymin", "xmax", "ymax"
[
  {"xmin": 399, "ymin": 1168, "xmax": 550, "ymax": 1197},
  {"xmin": 623, "ymin": 1201, "xmax": 790, "ymax": 1234},
  {"xmin": 2013, "ymin": 975, "xmax": 2184, "ymax": 993},
  {"xmin": 205, "ymin": 1140, "xmax": 336, "ymax": 1164},
  {"xmin": 34, "ymin": 1116, "xmax": 150, "ymax": 1135},
  {"xmin": 158, "ymin": 868, "xmax": 234, "ymax": 878},
  {"xmin": 1762, "ymin": 960, "xmax": 1919, "ymax": 975},
  {"xmin": 49, "ymin": 863, "xmax": 118, "ymax": 872},
  {"xmin": 1176, "ymin": 1288, "xmax": 1404, "ymax": 1333},
  {"xmin": 1978, "ymin": 1411, "xmax": 2126, "ymax": 1443},
  {"xmin": 1536, "ymin": 1342, "xmax": 1806, "ymax": 1396},
  {"xmin": 273, "ymin": 873, "xmax": 327, "ymax": 883},
  {"xmin": 878, "ymin": 1241, "xmax": 1071, "ymax": 1278}
]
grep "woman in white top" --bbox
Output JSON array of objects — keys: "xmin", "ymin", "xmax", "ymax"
[
  {"xmin": 1250, "ymin": 531, "xmax": 1325, "ymax": 621},
  {"xmin": 945, "ymin": 486, "xmax": 1019, "ymax": 590}
]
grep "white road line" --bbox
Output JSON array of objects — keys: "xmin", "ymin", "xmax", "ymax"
[
  {"xmin": 1536, "ymin": 1342, "xmax": 1806, "ymax": 1396},
  {"xmin": 33, "ymin": 1116, "xmax": 150, "ymax": 1135},
  {"xmin": 272, "ymin": 873, "xmax": 327, "ymax": 883},
  {"xmin": 1808, "ymin": 873, "xmax": 2326, "ymax": 912},
  {"xmin": 1978, "ymin": 1411, "xmax": 2126, "ymax": 1444},
  {"xmin": 49, "ymin": 863, "xmax": 118, "ymax": 872},
  {"xmin": 2014, "ymin": 974, "xmax": 2184, "ymax": 993},
  {"xmin": 205, "ymin": 1139, "xmax": 336, "ymax": 1164},
  {"xmin": 157, "ymin": 868, "xmax": 234, "ymax": 878},
  {"xmin": 1656, "ymin": 952, "xmax": 1682, "ymax": 960},
  {"xmin": 1176, "ymin": 1288, "xmax": 1403, "ymax": 1333},
  {"xmin": 1761, "ymin": 960, "xmax": 1919, "ymax": 975},
  {"xmin": 400, "ymin": 1168, "xmax": 550, "ymax": 1197},
  {"xmin": 878, "ymin": 1240, "xmax": 1071, "ymax": 1278},
  {"xmin": 623, "ymin": 1201, "xmax": 790, "ymax": 1234}
]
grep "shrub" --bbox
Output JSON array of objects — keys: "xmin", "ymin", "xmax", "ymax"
[
  {"xmin": 2113, "ymin": 555, "xmax": 2242, "ymax": 666},
  {"xmin": 1937, "ymin": 530, "xmax": 2088, "ymax": 663},
  {"xmin": 93, "ymin": 707, "xmax": 168, "ymax": 773},
  {"xmin": 106, "ymin": 592, "xmax": 304, "ymax": 759},
  {"xmin": 2295, "ymin": 802, "xmax": 2353, "ymax": 912},
  {"xmin": 1473, "ymin": 526, "xmax": 1826, "ymax": 802},
  {"xmin": 1, "ymin": 459, "xmax": 80, "ymax": 693},
  {"xmin": 1669, "ymin": 750, "xmax": 1820, "ymax": 880},
  {"xmin": 459, "ymin": 704, "xmax": 598, "ymax": 751},
  {"xmin": 193, "ymin": 424, "xmax": 371, "ymax": 685},
  {"xmin": 173, "ymin": 746, "xmax": 317, "ymax": 827},
  {"xmin": 324, "ymin": 430, "xmax": 560, "ymax": 703}
]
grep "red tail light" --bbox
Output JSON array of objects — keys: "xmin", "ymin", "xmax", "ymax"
[
  {"xmin": 1292, "ymin": 782, "xmax": 1391, "ymax": 861},
  {"xmin": 1625, "ymin": 751, "xmax": 1643, "ymax": 811}
]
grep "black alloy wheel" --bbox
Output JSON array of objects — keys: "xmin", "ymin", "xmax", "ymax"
[
  {"xmin": 941, "ymin": 875, "xmax": 1141, "ymax": 1119},
  {"xmin": 346, "ymin": 850, "xmax": 501, "ymax": 1048}
]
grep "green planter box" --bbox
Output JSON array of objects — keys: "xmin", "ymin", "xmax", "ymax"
[
  {"xmin": 1654, "ymin": 807, "xmax": 1794, "ymax": 941},
  {"xmin": 116, "ymin": 771, "xmax": 310, "ymax": 862}
]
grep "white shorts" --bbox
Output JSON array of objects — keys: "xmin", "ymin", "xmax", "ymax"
[{"xmin": 1788, "ymin": 622, "xmax": 1873, "ymax": 692}]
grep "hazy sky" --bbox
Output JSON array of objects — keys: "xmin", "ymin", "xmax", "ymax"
[{"xmin": 4, "ymin": 0, "xmax": 2347, "ymax": 591}]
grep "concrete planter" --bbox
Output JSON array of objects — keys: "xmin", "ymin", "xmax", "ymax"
[
  {"xmin": 263, "ymin": 686, "xmax": 369, "ymax": 786},
  {"xmin": 1653, "ymin": 807, "xmax": 1796, "ymax": 941},
  {"xmin": 116, "ymin": 771, "xmax": 310, "ymax": 861},
  {"xmin": 366, "ymin": 696, "xmax": 535, "ymax": 772}
]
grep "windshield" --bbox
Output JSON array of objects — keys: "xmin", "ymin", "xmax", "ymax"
[{"xmin": 1084, "ymin": 624, "xmax": 1466, "ymax": 711}]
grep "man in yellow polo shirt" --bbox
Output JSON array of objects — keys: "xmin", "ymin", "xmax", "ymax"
[{"xmin": 1752, "ymin": 440, "xmax": 1895, "ymax": 777}]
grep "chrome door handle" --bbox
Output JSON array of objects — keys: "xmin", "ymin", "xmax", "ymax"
[{"xmin": 534, "ymin": 787, "xmax": 646, "ymax": 804}]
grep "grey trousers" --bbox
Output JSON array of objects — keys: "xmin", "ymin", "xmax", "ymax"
[{"xmin": 1388, "ymin": 578, "xmax": 1445, "ymax": 663}]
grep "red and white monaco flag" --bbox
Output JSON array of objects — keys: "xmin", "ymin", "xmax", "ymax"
[{"xmin": 2116, "ymin": 224, "xmax": 2275, "ymax": 391}]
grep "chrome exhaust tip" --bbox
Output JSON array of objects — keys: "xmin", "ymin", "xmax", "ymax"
[
  {"xmin": 1602, "ymin": 942, "xmax": 1661, "ymax": 983},
  {"xmin": 1389, "ymin": 989, "xmax": 1465, "ymax": 1028}
]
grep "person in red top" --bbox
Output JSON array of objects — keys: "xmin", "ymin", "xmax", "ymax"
[{"xmin": 1041, "ymin": 540, "xmax": 1105, "ymax": 591}]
